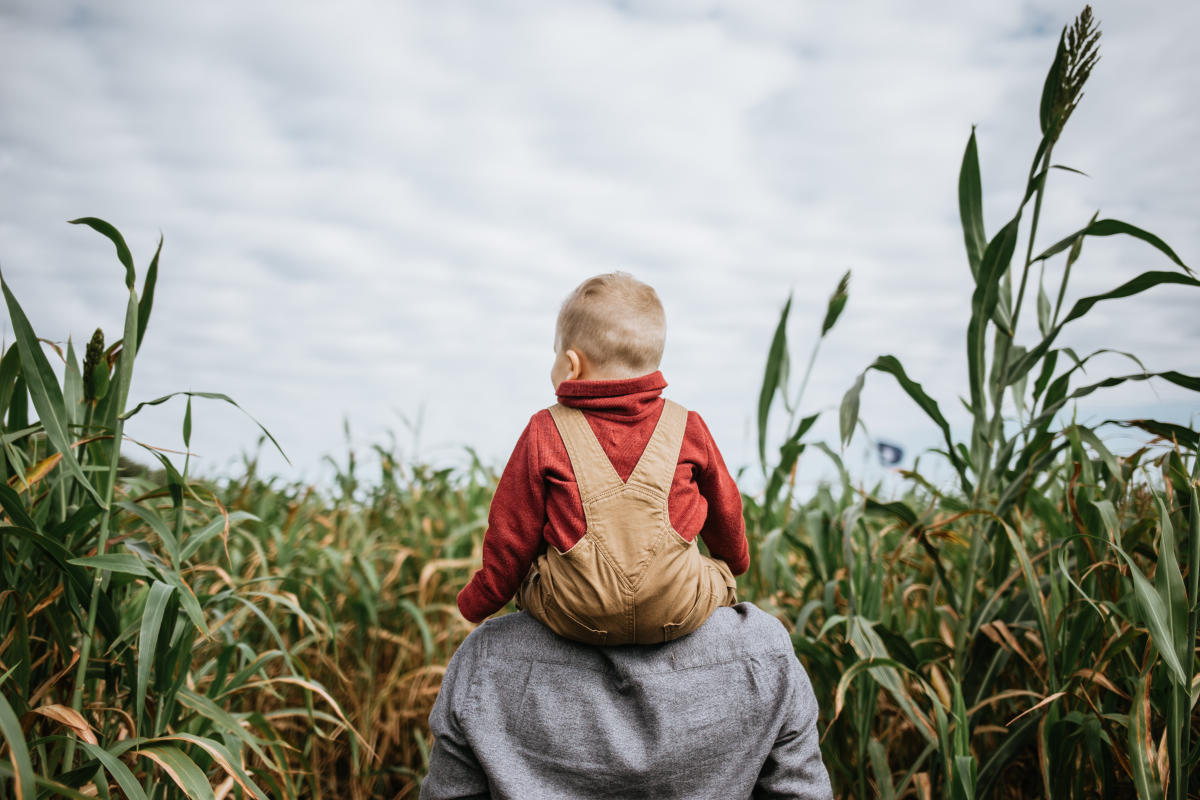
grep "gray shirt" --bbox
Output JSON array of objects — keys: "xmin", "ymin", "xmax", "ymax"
[{"xmin": 420, "ymin": 603, "xmax": 833, "ymax": 799}]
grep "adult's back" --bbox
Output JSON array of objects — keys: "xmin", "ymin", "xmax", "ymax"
[{"xmin": 420, "ymin": 603, "xmax": 833, "ymax": 799}]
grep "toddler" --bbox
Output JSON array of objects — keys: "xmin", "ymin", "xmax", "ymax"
[{"xmin": 456, "ymin": 272, "xmax": 747, "ymax": 644}]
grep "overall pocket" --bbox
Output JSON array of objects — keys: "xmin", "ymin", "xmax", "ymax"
[
  {"xmin": 546, "ymin": 594, "xmax": 608, "ymax": 645},
  {"xmin": 661, "ymin": 588, "xmax": 707, "ymax": 643}
]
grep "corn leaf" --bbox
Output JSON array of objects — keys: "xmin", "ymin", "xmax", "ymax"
[
  {"xmin": 758, "ymin": 295, "xmax": 791, "ymax": 472},
  {"xmin": 1033, "ymin": 218, "xmax": 1189, "ymax": 274},
  {"xmin": 1108, "ymin": 537, "xmax": 1189, "ymax": 686},
  {"xmin": 0, "ymin": 691, "xmax": 34, "ymax": 800},
  {"xmin": 137, "ymin": 744, "xmax": 216, "ymax": 800},
  {"xmin": 1128, "ymin": 671, "xmax": 1163, "ymax": 800},
  {"xmin": 138, "ymin": 581, "xmax": 176, "ymax": 728},
  {"xmin": 968, "ymin": 216, "xmax": 1021, "ymax": 422},
  {"xmin": 138, "ymin": 234, "xmax": 162, "ymax": 348},
  {"xmin": 959, "ymin": 128, "xmax": 986, "ymax": 277},
  {"xmin": 77, "ymin": 740, "xmax": 150, "ymax": 800},
  {"xmin": 69, "ymin": 217, "xmax": 136, "ymax": 288},
  {"xmin": 120, "ymin": 390, "xmax": 288, "ymax": 463},
  {"xmin": 1, "ymin": 276, "xmax": 104, "ymax": 506}
]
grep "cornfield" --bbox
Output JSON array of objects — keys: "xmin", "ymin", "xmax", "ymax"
[{"xmin": 2, "ymin": 7, "xmax": 1198, "ymax": 799}]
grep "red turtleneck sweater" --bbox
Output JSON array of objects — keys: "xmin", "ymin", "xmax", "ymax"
[{"xmin": 457, "ymin": 371, "xmax": 748, "ymax": 624}]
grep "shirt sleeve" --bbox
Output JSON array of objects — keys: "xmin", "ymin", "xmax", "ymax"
[
  {"xmin": 457, "ymin": 416, "xmax": 547, "ymax": 623},
  {"xmin": 752, "ymin": 654, "xmax": 834, "ymax": 800},
  {"xmin": 690, "ymin": 411, "xmax": 750, "ymax": 575},
  {"xmin": 419, "ymin": 635, "xmax": 491, "ymax": 800}
]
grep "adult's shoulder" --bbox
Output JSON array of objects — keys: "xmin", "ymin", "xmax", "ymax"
[
  {"xmin": 453, "ymin": 611, "xmax": 579, "ymax": 665},
  {"xmin": 697, "ymin": 603, "xmax": 794, "ymax": 654},
  {"xmin": 448, "ymin": 605, "xmax": 796, "ymax": 678}
]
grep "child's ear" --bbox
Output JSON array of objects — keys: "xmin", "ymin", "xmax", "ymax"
[{"xmin": 565, "ymin": 348, "xmax": 584, "ymax": 380}]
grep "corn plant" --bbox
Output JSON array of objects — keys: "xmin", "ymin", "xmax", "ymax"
[
  {"xmin": 744, "ymin": 270, "xmax": 849, "ymax": 607},
  {"xmin": 752, "ymin": 7, "xmax": 1200, "ymax": 798},
  {"xmin": 0, "ymin": 220, "xmax": 355, "ymax": 798},
  {"xmin": 203, "ymin": 440, "xmax": 492, "ymax": 798}
]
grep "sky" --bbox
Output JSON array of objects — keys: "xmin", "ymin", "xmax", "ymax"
[{"xmin": 1, "ymin": 1, "xmax": 1197, "ymax": 493}]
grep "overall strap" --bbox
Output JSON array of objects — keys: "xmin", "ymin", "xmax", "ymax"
[
  {"xmin": 626, "ymin": 399, "xmax": 688, "ymax": 496},
  {"xmin": 547, "ymin": 404, "xmax": 624, "ymax": 501}
]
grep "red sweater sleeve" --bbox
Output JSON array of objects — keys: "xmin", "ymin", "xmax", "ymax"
[
  {"xmin": 691, "ymin": 411, "xmax": 750, "ymax": 575},
  {"xmin": 457, "ymin": 417, "xmax": 546, "ymax": 623}
]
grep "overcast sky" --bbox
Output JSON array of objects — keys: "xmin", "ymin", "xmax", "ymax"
[{"xmin": 1, "ymin": 1, "xmax": 1197, "ymax": 492}]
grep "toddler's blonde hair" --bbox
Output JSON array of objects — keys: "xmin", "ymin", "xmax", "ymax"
[{"xmin": 556, "ymin": 272, "xmax": 666, "ymax": 373}]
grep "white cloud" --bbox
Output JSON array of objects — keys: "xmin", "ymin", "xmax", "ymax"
[{"xmin": 1, "ymin": 0, "xmax": 1197, "ymax": 489}]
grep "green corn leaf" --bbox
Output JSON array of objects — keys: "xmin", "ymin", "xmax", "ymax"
[
  {"xmin": 120, "ymin": 390, "xmax": 288, "ymax": 463},
  {"xmin": 118, "ymin": 501, "xmax": 180, "ymax": 566},
  {"xmin": 1007, "ymin": 267, "xmax": 1200, "ymax": 389},
  {"xmin": 68, "ymin": 553, "xmax": 154, "ymax": 577},
  {"xmin": 138, "ymin": 581, "xmax": 176, "ymax": 728},
  {"xmin": 1019, "ymin": 371, "xmax": 1200, "ymax": 448},
  {"xmin": 1033, "ymin": 218, "xmax": 1190, "ymax": 274},
  {"xmin": 758, "ymin": 295, "xmax": 791, "ymax": 472},
  {"xmin": 1030, "ymin": 349, "xmax": 1058, "ymax": 406},
  {"xmin": 1037, "ymin": 279, "xmax": 1052, "ymax": 337},
  {"xmin": 6, "ymin": 377, "xmax": 29, "ymax": 436},
  {"xmin": 845, "ymin": 621, "xmax": 935, "ymax": 745},
  {"xmin": 839, "ymin": 371, "xmax": 863, "ymax": 446},
  {"xmin": 167, "ymin": 733, "xmax": 271, "ymax": 800},
  {"xmin": 952, "ymin": 755, "xmax": 978, "ymax": 800},
  {"xmin": 109, "ymin": 286, "xmax": 139, "ymax": 424},
  {"xmin": 136, "ymin": 744, "xmax": 217, "ymax": 800},
  {"xmin": 1, "ymin": 276, "xmax": 104, "ymax": 506},
  {"xmin": 1109, "ymin": 537, "xmax": 1188, "ymax": 686},
  {"xmin": 820, "ymin": 271, "xmax": 850, "ymax": 337},
  {"xmin": 764, "ymin": 412, "xmax": 818, "ymax": 511},
  {"xmin": 959, "ymin": 127, "xmax": 986, "ymax": 277},
  {"xmin": 63, "ymin": 337, "xmax": 82, "ymax": 428},
  {"xmin": 137, "ymin": 234, "xmax": 162, "ymax": 348},
  {"xmin": 0, "ymin": 484, "xmax": 38, "ymax": 530},
  {"xmin": 1153, "ymin": 495, "xmax": 1188, "ymax": 678},
  {"xmin": 1102, "ymin": 419, "xmax": 1199, "ymax": 450},
  {"xmin": 868, "ymin": 738, "xmax": 897, "ymax": 800},
  {"xmin": 1051, "ymin": 164, "xmax": 1089, "ymax": 176},
  {"xmin": 968, "ymin": 215, "xmax": 1021, "ymax": 420},
  {"xmin": 0, "ymin": 766, "xmax": 98, "ymax": 800},
  {"xmin": 69, "ymin": 217, "xmax": 136, "ymax": 288},
  {"xmin": 77, "ymin": 740, "xmax": 150, "ymax": 800},
  {"xmin": 0, "ymin": 344, "xmax": 22, "ymax": 425},
  {"xmin": 180, "ymin": 510, "xmax": 257, "ymax": 562},
  {"xmin": 245, "ymin": 590, "xmax": 321, "ymax": 642},
  {"xmin": 1061, "ymin": 271, "xmax": 1199, "ymax": 327},
  {"xmin": 1001, "ymin": 517, "xmax": 1056, "ymax": 686},
  {"xmin": 1188, "ymin": 476, "xmax": 1199, "ymax": 624},
  {"xmin": 865, "ymin": 498, "xmax": 918, "ymax": 527},
  {"xmin": 183, "ymin": 394, "xmax": 193, "ymax": 448},
  {"xmin": 161, "ymin": 568, "xmax": 209, "ymax": 638},
  {"xmin": 1008, "ymin": 344, "xmax": 1029, "ymax": 414},
  {"xmin": 1071, "ymin": 425, "xmax": 1121, "ymax": 482},
  {"xmin": 847, "ymin": 356, "xmax": 970, "ymax": 494},
  {"xmin": 0, "ymin": 691, "xmax": 34, "ymax": 800},
  {"xmin": 0, "ymin": 525, "xmax": 120, "ymax": 638},
  {"xmin": 400, "ymin": 599, "xmax": 436, "ymax": 665},
  {"xmin": 176, "ymin": 690, "xmax": 279, "ymax": 773}
]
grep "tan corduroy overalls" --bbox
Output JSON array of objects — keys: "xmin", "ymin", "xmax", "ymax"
[{"xmin": 517, "ymin": 399, "xmax": 738, "ymax": 645}]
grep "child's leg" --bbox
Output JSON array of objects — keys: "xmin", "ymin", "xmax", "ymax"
[
  {"xmin": 700, "ymin": 555, "xmax": 738, "ymax": 607},
  {"xmin": 516, "ymin": 557, "xmax": 609, "ymax": 644}
]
